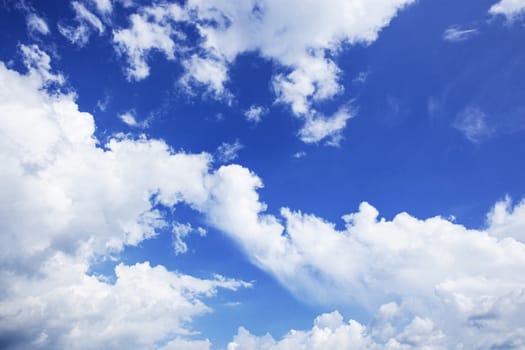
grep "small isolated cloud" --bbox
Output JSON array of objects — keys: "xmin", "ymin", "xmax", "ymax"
[
  {"xmin": 293, "ymin": 151, "xmax": 307, "ymax": 159},
  {"xmin": 453, "ymin": 106, "xmax": 494, "ymax": 143},
  {"xmin": 172, "ymin": 222, "xmax": 192, "ymax": 255},
  {"xmin": 443, "ymin": 25, "xmax": 478, "ymax": 42},
  {"xmin": 172, "ymin": 222, "xmax": 207, "ymax": 255},
  {"xmin": 119, "ymin": 111, "xmax": 149, "ymax": 128},
  {"xmin": 26, "ymin": 13, "xmax": 49, "ymax": 35},
  {"xmin": 244, "ymin": 105, "xmax": 268, "ymax": 124},
  {"xmin": 298, "ymin": 107, "xmax": 354, "ymax": 146},
  {"xmin": 59, "ymin": 1, "xmax": 105, "ymax": 46},
  {"xmin": 489, "ymin": 0, "xmax": 525, "ymax": 20},
  {"xmin": 352, "ymin": 71, "xmax": 370, "ymax": 84},
  {"xmin": 97, "ymin": 91, "xmax": 111, "ymax": 111},
  {"xmin": 217, "ymin": 140, "xmax": 244, "ymax": 163}
]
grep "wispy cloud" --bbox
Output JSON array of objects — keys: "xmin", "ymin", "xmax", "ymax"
[
  {"xmin": 443, "ymin": 25, "xmax": 478, "ymax": 42},
  {"xmin": 453, "ymin": 106, "xmax": 494, "ymax": 143},
  {"xmin": 217, "ymin": 140, "xmax": 244, "ymax": 163}
]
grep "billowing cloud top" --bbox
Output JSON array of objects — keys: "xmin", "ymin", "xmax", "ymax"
[{"xmin": 1, "ymin": 1, "xmax": 525, "ymax": 349}]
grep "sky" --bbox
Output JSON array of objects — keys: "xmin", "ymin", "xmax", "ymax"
[{"xmin": 0, "ymin": 0, "xmax": 525, "ymax": 349}]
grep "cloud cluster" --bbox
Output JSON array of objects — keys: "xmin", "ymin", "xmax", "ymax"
[
  {"xmin": 3, "ymin": 41, "xmax": 525, "ymax": 348},
  {"xmin": 0, "ymin": 47, "xmax": 253, "ymax": 349},
  {"xmin": 228, "ymin": 309, "xmax": 448, "ymax": 350},
  {"xmin": 197, "ymin": 161, "xmax": 525, "ymax": 347},
  {"xmin": 112, "ymin": 0, "xmax": 415, "ymax": 143}
]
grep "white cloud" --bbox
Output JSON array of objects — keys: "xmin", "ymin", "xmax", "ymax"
[
  {"xmin": 180, "ymin": 54, "xmax": 232, "ymax": 100},
  {"xmin": 489, "ymin": 0, "xmax": 525, "ymax": 19},
  {"xmin": 227, "ymin": 310, "xmax": 447, "ymax": 350},
  {"xmin": 443, "ymin": 26, "xmax": 478, "ymax": 42},
  {"xmin": 113, "ymin": 0, "xmax": 415, "ymax": 143},
  {"xmin": 91, "ymin": 0, "xmax": 113, "ymax": 14},
  {"xmin": 158, "ymin": 337, "xmax": 211, "ymax": 350},
  {"xmin": 195, "ymin": 159, "xmax": 525, "ymax": 347},
  {"xmin": 19, "ymin": 44, "xmax": 64, "ymax": 85},
  {"xmin": 59, "ymin": 1, "xmax": 105, "ymax": 46},
  {"xmin": 118, "ymin": 111, "xmax": 149, "ymax": 128},
  {"xmin": 112, "ymin": 3, "xmax": 184, "ymax": 80},
  {"xmin": 172, "ymin": 222, "xmax": 195, "ymax": 255},
  {"xmin": 292, "ymin": 151, "xmax": 307, "ymax": 159},
  {"xmin": 0, "ymin": 49, "xmax": 257, "ymax": 349},
  {"xmin": 298, "ymin": 107, "xmax": 354, "ymax": 145},
  {"xmin": 1, "ymin": 259, "xmax": 246, "ymax": 350},
  {"xmin": 26, "ymin": 13, "xmax": 50, "ymax": 35},
  {"xmin": 352, "ymin": 71, "xmax": 370, "ymax": 84},
  {"xmin": 244, "ymin": 105, "xmax": 268, "ymax": 124},
  {"xmin": 217, "ymin": 140, "xmax": 244, "ymax": 163},
  {"xmin": 453, "ymin": 106, "xmax": 494, "ymax": 143}
]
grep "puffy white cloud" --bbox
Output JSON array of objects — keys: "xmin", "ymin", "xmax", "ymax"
[
  {"xmin": 180, "ymin": 55, "xmax": 231, "ymax": 100},
  {"xmin": 227, "ymin": 310, "xmax": 447, "ymax": 350},
  {"xmin": 112, "ymin": 3, "xmax": 185, "ymax": 80},
  {"xmin": 0, "ymin": 49, "xmax": 255, "ymax": 348},
  {"xmin": 0, "ymin": 259, "xmax": 246, "ymax": 350},
  {"xmin": 26, "ymin": 13, "xmax": 49, "ymax": 35},
  {"xmin": 489, "ymin": 0, "xmax": 525, "ymax": 19},
  {"xmin": 113, "ymin": 0, "xmax": 415, "ymax": 142},
  {"xmin": 244, "ymin": 105, "xmax": 268, "ymax": 124},
  {"xmin": 194, "ymin": 159, "xmax": 525, "ymax": 347},
  {"xmin": 59, "ymin": 1, "xmax": 105, "ymax": 46},
  {"xmin": 443, "ymin": 26, "xmax": 478, "ymax": 42},
  {"xmin": 216, "ymin": 140, "xmax": 244, "ymax": 163},
  {"xmin": 91, "ymin": 0, "xmax": 113, "ymax": 14}
]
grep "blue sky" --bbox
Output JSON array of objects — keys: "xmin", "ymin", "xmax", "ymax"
[{"xmin": 1, "ymin": 0, "xmax": 525, "ymax": 349}]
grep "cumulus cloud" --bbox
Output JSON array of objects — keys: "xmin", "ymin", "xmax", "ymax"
[
  {"xmin": 194, "ymin": 157, "xmax": 525, "ymax": 348},
  {"xmin": 244, "ymin": 105, "xmax": 268, "ymax": 124},
  {"xmin": 112, "ymin": 3, "xmax": 184, "ymax": 80},
  {"xmin": 443, "ymin": 25, "xmax": 478, "ymax": 42},
  {"xmin": 0, "ymin": 48, "xmax": 256, "ymax": 349},
  {"xmin": 180, "ymin": 54, "xmax": 232, "ymax": 100},
  {"xmin": 489, "ymin": 0, "xmax": 525, "ymax": 19},
  {"xmin": 59, "ymin": 1, "xmax": 105, "ymax": 46},
  {"xmin": 112, "ymin": 0, "xmax": 415, "ymax": 143},
  {"xmin": 227, "ymin": 310, "xmax": 447, "ymax": 349}
]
